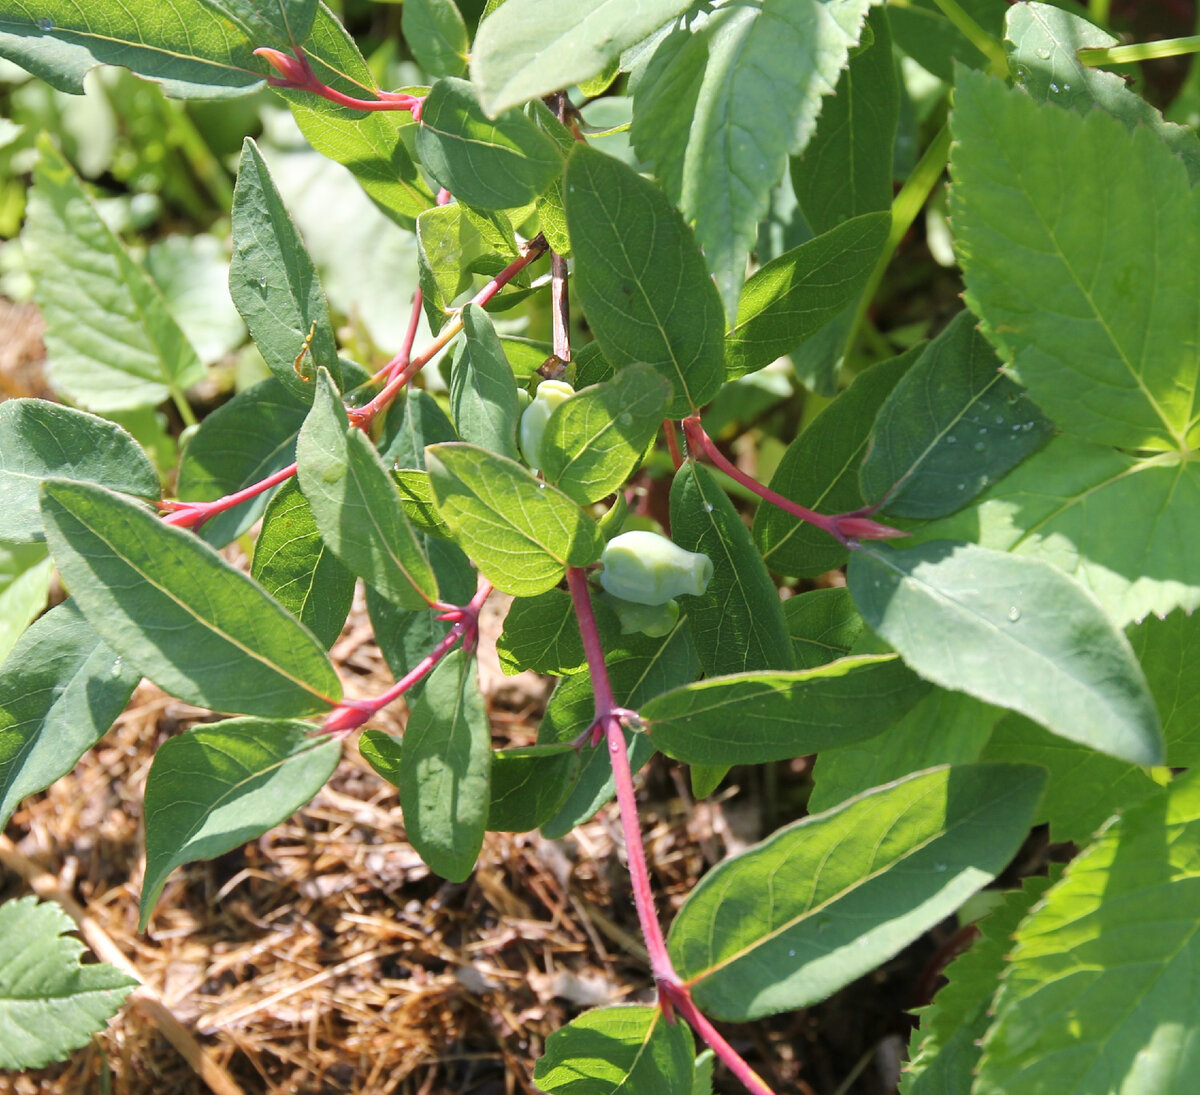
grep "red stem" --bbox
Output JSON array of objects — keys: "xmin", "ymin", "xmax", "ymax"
[
  {"xmin": 664, "ymin": 420, "xmax": 683, "ymax": 471},
  {"xmin": 378, "ymin": 289, "xmax": 426, "ymax": 385},
  {"xmin": 256, "ymin": 46, "xmax": 422, "ymax": 115},
  {"xmin": 663, "ymin": 985, "xmax": 778, "ymax": 1095},
  {"xmin": 161, "ymin": 461, "xmax": 298, "ymax": 528}
]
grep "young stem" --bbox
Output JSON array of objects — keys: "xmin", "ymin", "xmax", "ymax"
[
  {"xmin": 161, "ymin": 461, "xmax": 298, "ymax": 528},
  {"xmin": 662, "ymin": 984, "xmax": 778, "ymax": 1095},
  {"xmin": 255, "ymin": 46, "xmax": 423, "ymax": 114},
  {"xmin": 377, "ymin": 289, "xmax": 425, "ymax": 385},
  {"xmin": 1079, "ymin": 35, "xmax": 1200, "ymax": 65}
]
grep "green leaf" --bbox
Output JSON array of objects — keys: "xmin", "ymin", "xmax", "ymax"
[
  {"xmin": 1129, "ymin": 609, "xmax": 1200, "ymax": 766},
  {"xmin": 630, "ymin": 0, "xmax": 876, "ymax": 320},
  {"xmin": 783, "ymin": 587, "xmax": 865, "ymax": 669},
  {"xmin": 40, "ymin": 479, "xmax": 341, "ymax": 716},
  {"xmin": 23, "ymin": 136, "xmax": 204, "ymax": 413},
  {"xmin": 0, "ymin": 896, "xmax": 136, "ymax": 1070},
  {"xmin": 251, "ymin": 477, "xmax": 354, "ymax": 649},
  {"xmin": 911, "ymin": 433, "xmax": 1200, "ymax": 627},
  {"xmin": 533, "ymin": 1004, "xmax": 694, "ymax": 1095},
  {"xmin": 0, "ymin": 542, "xmax": 53, "ymax": 665},
  {"xmin": 670, "ymin": 462, "xmax": 793, "ymax": 675},
  {"xmin": 976, "ymin": 769, "xmax": 1200, "ymax": 1095},
  {"xmin": 791, "ymin": 6, "xmax": 898, "ymax": 235},
  {"xmin": 669, "ymin": 763, "xmax": 1045, "ymax": 1021},
  {"xmin": 379, "ymin": 387, "xmax": 459, "ymax": 469},
  {"xmin": 0, "ymin": 601, "xmax": 139, "ymax": 831},
  {"xmin": 1004, "ymin": 2, "xmax": 1200, "ymax": 183},
  {"xmin": 541, "ymin": 364, "xmax": 670, "ymax": 506},
  {"xmin": 950, "ymin": 67, "xmax": 1200, "ymax": 451},
  {"xmin": 425, "ymin": 442, "xmax": 602, "ymax": 597},
  {"xmin": 297, "ymin": 370, "xmax": 437, "ymax": 609},
  {"xmin": 402, "ymin": 0, "xmax": 467, "ymax": 78},
  {"xmin": 902, "ymin": 873, "xmax": 1056, "ymax": 1095},
  {"xmin": 175, "ymin": 376, "xmax": 307, "ymax": 547},
  {"xmin": 398, "ymin": 650, "xmax": 490, "ymax": 881},
  {"xmin": 643, "ymin": 655, "xmax": 928, "ymax": 766},
  {"xmin": 416, "ymin": 203, "xmax": 518, "ymax": 330},
  {"xmin": 229, "ymin": 138, "xmax": 340, "ymax": 401},
  {"xmin": 848, "ymin": 541, "xmax": 1164, "ymax": 766},
  {"xmin": 981, "ymin": 713, "xmax": 1159, "ymax": 844},
  {"xmin": 565, "ymin": 144, "xmax": 724, "ymax": 417},
  {"xmin": 140, "ymin": 718, "xmax": 340, "ymax": 927},
  {"xmin": 691, "ymin": 1050, "xmax": 715, "ymax": 1095},
  {"xmin": 415, "ymin": 77, "xmax": 563, "ymax": 211},
  {"xmin": 471, "ymin": 0, "xmax": 694, "ymax": 116},
  {"xmin": 488, "ymin": 743, "xmax": 580, "ymax": 832},
  {"xmin": 449, "ymin": 304, "xmax": 521, "ymax": 461},
  {"xmin": 753, "ymin": 346, "xmax": 915, "ymax": 578},
  {"xmin": 0, "ymin": 0, "xmax": 263, "ymax": 98},
  {"xmin": 808, "ymin": 687, "xmax": 1000, "ymax": 814},
  {"xmin": 358, "ymin": 728, "xmax": 402, "ymax": 785},
  {"xmin": 200, "ymin": 0, "xmax": 318, "ymax": 51},
  {"xmin": 859, "ymin": 311, "xmax": 1054, "ymax": 519},
  {"xmin": 0, "ymin": 401, "xmax": 156, "ymax": 543},
  {"xmin": 497, "ymin": 589, "xmax": 618, "ymax": 677}
]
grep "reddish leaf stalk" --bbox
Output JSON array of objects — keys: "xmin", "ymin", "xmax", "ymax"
[
  {"xmin": 378, "ymin": 289, "xmax": 426, "ymax": 385},
  {"xmin": 681, "ymin": 415, "xmax": 906, "ymax": 545},
  {"xmin": 661, "ymin": 984, "xmax": 778, "ymax": 1095},
  {"xmin": 161, "ymin": 461, "xmax": 299, "ymax": 528},
  {"xmin": 255, "ymin": 46, "xmax": 423, "ymax": 115}
]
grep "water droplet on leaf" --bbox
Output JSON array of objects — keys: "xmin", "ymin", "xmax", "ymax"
[
  {"xmin": 1008, "ymin": 605, "xmax": 1021, "ymax": 621},
  {"xmin": 946, "ymin": 435, "xmax": 956, "ymax": 444},
  {"xmin": 36, "ymin": 16, "xmax": 52, "ymax": 29},
  {"xmin": 1035, "ymin": 46, "xmax": 1051, "ymax": 59},
  {"xmin": 973, "ymin": 441, "xmax": 986, "ymax": 452}
]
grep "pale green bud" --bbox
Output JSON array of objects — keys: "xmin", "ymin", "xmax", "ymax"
[
  {"xmin": 518, "ymin": 379, "xmax": 574, "ymax": 471},
  {"xmin": 599, "ymin": 531, "xmax": 713, "ymax": 606}
]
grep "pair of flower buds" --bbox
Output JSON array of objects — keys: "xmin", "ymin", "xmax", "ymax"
[{"xmin": 519, "ymin": 380, "xmax": 713, "ymax": 636}]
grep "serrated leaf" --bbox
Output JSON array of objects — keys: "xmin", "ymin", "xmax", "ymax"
[
  {"xmin": 40, "ymin": 480, "xmax": 341, "ymax": 716},
  {"xmin": 471, "ymin": 0, "xmax": 694, "ymax": 116},
  {"xmin": 783, "ymin": 587, "xmax": 866, "ymax": 669},
  {"xmin": 250, "ymin": 477, "xmax": 354, "ymax": 649},
  {"xmin": 565, "ymin": 144, "xmax": 724, "ymax": 417},
  {"xmin": 1129, "ymin": 609, "xmax": 1200, "ymax": 767},
  {"xmin": 0, "ymin": 542, "xmax": 53, "ymax": 665},
  {"xmin": 643, "ymin": 655, "xmax": 927, "ymax": 766},
  {"xmin": 425, "ymin": 442, "xmax": 602, "ymax": 597},
  {"xmin": 398, "ymin": 650, "xmax": 490, "ymax": 881},
  {"xmin": 754, "ymin": 346, "xmax": 914, "ymax": 578},
  {"xmin": 859, "ymin": 311, "xmax": 1054, "ymax": 519},
  {"xmin": 725, "ymin": 212, "xmax": 888, "ymax": 380},
  {"xmin": 976, "ymin": 769, "xmax": 1200, "ymax": 1095},
  {"xmin": 848, "ymin": 541, "xmax": 1163, "ymax": 766},
  {"xmin": 175, "ymin": 376, "xmax": 308, "ymax": 548},
  {"xmin": 0, "ymin": 601, "xmax": 139, "ymax": 831},
  {"xmin": 297, "ymin": 370, "xmax": 437, "ymax": 609},
  {"xmin": 230, "ymin": 138, "xmax": 340, "ymax": 401},
  {"xmin": 670, "ymin": 763, "xmax": 1044, "ymax": 1021},
  {"xmin": 533, "ymin": 1004, "xmax": 694, "ymax": 1095},
  {"xmin": 449, "ymin": 304, "xmax": 520, "ymax": 461},
  {"xmin": 671, "ymin": 461, "xmax": 793, "ymax": 675},
  {"xmin": 140, "ymin": 718, "xmax": 340, "ymax": 927},
  {"xmin": 415, "ymin": 77, "xmax": 563, "ymax": 211},
  {"xmin": 951, "ymin": 68, "xmax": 1200, "ymax": 451},
  {"xmin": 23, "ymin": 136, "xmax": 204, "ymax": 413},
  {"xmin": 541, "ymin": 364, "xmax": 669, "ymax": 505},
  {"xmin": 0, "ymin": 896, "xmax": 136, "ymax": 1070},
  {"xmin": 630, "ymin": 0, "xmax": 876, "ymax": 320},
  {"xmin": 402, "ymin": 0, "xmax": 467, "ymax": 78}
]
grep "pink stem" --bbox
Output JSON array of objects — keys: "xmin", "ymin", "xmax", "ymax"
[
  {"xmin": 662, "ymin": 984, "xmax": 778, "ymax": 1095},
  {"xmin": 161, "ymin": 461, "xmax": 298, "ymax": 528},
  {"xmin": 378, "ymin": 290, "xmax": 426, "ymax": 385},
  {"xmin": 256, "ymin": 47, "xmax": 423, "ymax": 115},
  {"xmin": 664, "ymin": 420, "xmax": 683, "ymax": 471}
]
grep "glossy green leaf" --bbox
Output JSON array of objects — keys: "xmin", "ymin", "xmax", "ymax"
[
  {"xmin": 976, "ymin": 769, "xmax": 1200, "ymax": 1095},
  {"xmin": 951, "ymin": 68, "xmax": 1200, "ymax": 451},
  {"xmin": 497, "ymin": 589, "xmax": 616, "ymax": 677},
  {"xmin": 398, "ymin": 650, "xmax": 490, "ymax": 881},
  {"xmin": 297, "ymin": 370, "xmax": 437, "ymax": 610},
  {"xmin": 229, "ymin": 138, "xmax": 339, "ymax": 401},
  {"xmin": 0, "ymin": 0, "xmax": 263, "ymax": 98},
  {"xmin": 783, "ymin": 587, "xmax": 866, "ymax": 669},
  {"xmin": 565, "ymin": 144, "xmax": 724, "ymax": 417},
  {"xmin": 416, "ymin": 77, "xmax": 563, "ymax": 211},
  {"xmin": 140, "ymin": 718, "xmax": 340, "ymax": 927},
  {"xmin": 1129, "ymin": 609, "xmax": 1200, "ymax": 767},
  {"xmin": 671, "ymin": 462, "xmax": 793, "ymax": 675},
  {"xmin": 541, "ymin": 364, "xmax": 670, "ymax": 505},
  {"xmin": 23, "ymin": 137, "xmax": 203, "ymax": 413},
  {"xmin": 643, "ymin": 655, "xmax": 927, "ymax": 765},
  {"xmin": 175, "ymin": 376, "xmax": 307, "ymax": 547},
  {"xmin": 251, "ymin": 477, "xmax": 354, "ymax": 649},
  {"xmin": 0, "ymin": 896, "xmax": 136, "ymax": 1070},
  {"xmin": 848, "ymin": 541, "xmax": 1164, "ymax": 766},
  {"xmin": 1004, "ymin": 2, "xmax": 1200, "ymax": 182},
  {"xmin": 40, "ymin": 480, "xmax": 341, "ymax": 716},
  {"xmin": 487, "ymin": 744, "xmax": 579, "ymax": 832},
  {"xmin": 859, "ymin": 311, "xmax": 1054, "ymax": 518},
  {"xmin": 630, "ymin": 0, "xmax": 876, "ymax": 319},
  {"xmin": 449, "ymin": 304, "xmax": 521, "ymax": 461},
  {"xmin": 0, "ymin": 542, "xmax": 53, "ymax": 665},
  {"xmin": 754, "ymin": 346, "xmax": 914, "ymax": 578},
  {"xmin": 391, "ymin": 469, "xmax": 450, "ymax": 537},
  {"xmin": 791, "ymin": 6, "xmax": 898, "ymax": 235},
  {"xmin": 534, "ymin": 1004, "xmax": 694, "ymax": 1095},
  {"xmin": 425, "ymin": 442, "xmax": 602, "ymax": 597},
  {"xmin": 471, "ymin": 0, "xmax": 694, "ymax": 116},
  {"xmin": 0, "ymin": 400, "xmax": 159, "ymax": 543},
  {"xmin": 670, "ymin": 763, "xmax": 1044, "ymax": 1021},
  {"xmin": 808, "ymin": 687, "xmax": 1000, "ymax": 814},
  {"xmin": 358, "ymin": 728, "xmax": 402, "ymax": 785},
  {"xmin": 0, "ymin": 601, "xmax": 139, "ymax": 831},
  {"xmin": 402, "ymin": 0, "xmax": 467, "ymax": 78}
]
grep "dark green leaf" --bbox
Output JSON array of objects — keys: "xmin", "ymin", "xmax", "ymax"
[
  {"xmin": 40, "ymin": 480, "xmax": 341, "ymax": 716},
  {"xmin": 200, "ymin": 0, "xmax": 318, "ymax": 51},
  {"xmin": 359, "ymin": 729, "xmax": 402, "ymax": 785},
  {"xmin": 783, "ymin": 587, "xmax": 866, "ymax": 669},
  {"xmin": 497, "ymin": 589, "xmax": 618, "ymax": 677},
  {"xmin": 488, "ymin": 744, "xmax": 579, "ymax": 832},
  {"xmin": 402, "ymin": 0, "xmax": 468, "ymax": 78},
  {"xmin": 0, "ymin": 543, "xmax": 53, "ymax": 665},
  {"xmin": 416, "ymin": 203, "xmax": 518, "ymax": 330},
  {"xmin": 1129, "ymin": 609, "xmax": 1200, "ymax": 766},
  {"xmin": 379, "ymin": 387, "xmax": 459, "ymax": 469},
  {"xmin": 449, "ymin": 304, "xmax": 520, "ymax": 461}
]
